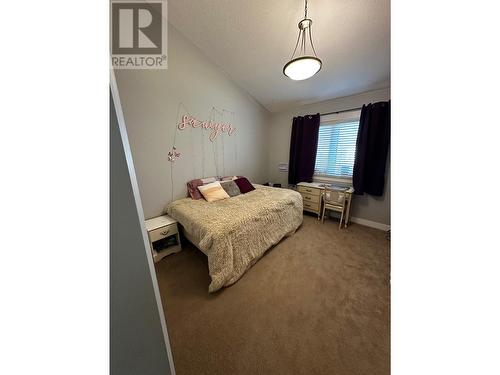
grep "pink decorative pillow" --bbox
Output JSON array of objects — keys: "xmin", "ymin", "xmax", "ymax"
[
  {"xmin": 187, "ymin": 176, "xmax": 218, "ymax": 199},
  {"xmin": 234, "ymin": 177, "xmax": 255, "ymax": 194}
]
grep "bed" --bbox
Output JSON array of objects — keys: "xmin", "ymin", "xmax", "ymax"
[{"xmin": 166, "ymin": 184, "xmax": 303, "ymax": 292}]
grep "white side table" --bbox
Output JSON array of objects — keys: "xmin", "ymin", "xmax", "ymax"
[{"xmin": 145, "ymin": 215, "xmax": 181, "ymax": 263}]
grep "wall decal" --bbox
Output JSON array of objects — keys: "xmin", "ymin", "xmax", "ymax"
[
  {"xmin": 177, "ymin": 114, "xmax": 236, "ymax": 142},
  {"xmin": 168, "ymin": 103, "xmax": 237, "ymax": 202},
  {"xmin": 167, "ymin": 146, "xmax": 181, "ymax": 162}
]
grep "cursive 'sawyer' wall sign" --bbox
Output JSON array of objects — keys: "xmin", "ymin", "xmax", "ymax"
[{"xmin": 177, "ymin": 114, "xmax": 236, "ymax": 142}]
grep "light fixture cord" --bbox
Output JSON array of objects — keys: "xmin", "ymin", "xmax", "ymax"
[{"xmin": 305, "ymin": 0, "xmax": 308, "ymax": 18}]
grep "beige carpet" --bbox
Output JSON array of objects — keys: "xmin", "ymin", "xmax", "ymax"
[{"xmin": 155, "ymin": 215, "xmax": 390, "ymax": 375}]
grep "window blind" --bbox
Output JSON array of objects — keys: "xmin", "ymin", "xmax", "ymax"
[{"xmin": 314, "ymin": 121, "xmax": 359, "ymax": 178}]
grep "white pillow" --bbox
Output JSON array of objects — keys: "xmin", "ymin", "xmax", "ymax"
[
  {"xmin": 220, "ymin": 175, "xmax": 238, "ymax": 181},
  {"xmin": 197, "ymin": 181, "xmax": 230, "ymax": 202}
]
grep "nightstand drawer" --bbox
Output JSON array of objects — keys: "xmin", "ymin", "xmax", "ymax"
[
  {"xmin": 300, "ymin": 192, "xmax": 320, "ymax": 204},
  {"xmin": 303, "ymin": 201, "xmax": 319, "ymax": 212},
  {"xmin": 149, "ymin": 224, "xmax": 178, "ymax": 243},
  {"xmin": 298, "ymin": 186, "xmax": 321, "ymax": 196}
]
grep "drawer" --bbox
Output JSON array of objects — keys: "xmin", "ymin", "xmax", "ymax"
[
  {"xmin": 298, "ymin": 186, "xmax": 321, "ymax": 196},
  {"xmin": 300, "ymin": 192, "xmax": 320, "ymax": 204},
  {"xmin": 303, "ymin": 201, "xmax": 320, "ymax": 212},
  {"xmin": 149, "ymin": 223, "xmax": 178, "ymax": 243}
]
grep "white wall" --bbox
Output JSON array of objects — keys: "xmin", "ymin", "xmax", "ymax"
[
  {"xmin": 268, "ymin": 88, "xmax": 391, "ymax": 225},
  {"xmin": 115, "ymin": 24, "xmax": 270, "ymax": 219}
]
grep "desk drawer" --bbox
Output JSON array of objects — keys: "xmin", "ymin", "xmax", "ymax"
[
  {"xmin": 303, "ymin": 201, "xmax": 320, "ymax": 212},
  {"xmin": 298, "ymin": 186, "xmax": 321, "ymax": 196},
  {"xmin": 300, "ymin": 192, "xmax": 320, "ymax": 204},
  {"xmin": 149, "ymin": 224, "xmax": 178, "ymax": 243}
]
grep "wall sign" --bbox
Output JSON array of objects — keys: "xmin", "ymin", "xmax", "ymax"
[
  {"xmin": 278, "ymin": 162, "xmax": 288, "ymax": 172},
  {"xmin": 177, "ymin": 114, "xmax": 236, "ymax": 142}
]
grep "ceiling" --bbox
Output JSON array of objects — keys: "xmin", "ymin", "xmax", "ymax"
[{"xmin": 168, "ymin": 0, "xmax": 390, "ymax": 113}]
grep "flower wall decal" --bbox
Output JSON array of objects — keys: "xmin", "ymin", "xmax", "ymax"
[{"xmin": 168, "ymin": 146, "xmax": 181, "ymax": 162}]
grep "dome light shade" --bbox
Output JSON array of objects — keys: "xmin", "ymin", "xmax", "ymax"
[
  {"xmin": 283, "ymin": 56, "xmax": 322, "ymax": 81},
  {"xmin": 283, "ymin": 0, "xmax": 322, "ymax": 81}
]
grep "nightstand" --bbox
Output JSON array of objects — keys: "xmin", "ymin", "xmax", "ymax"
[{"xmin": 145, "ymin": 215, "xmax": 181, "ymax": 263}]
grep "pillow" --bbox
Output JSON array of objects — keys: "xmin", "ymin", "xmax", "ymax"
[
  {"xmin": 220, "ymin": 180, "xmax": 241, "ymax": 197},
  {"xmin": 197, "ymin": 181, "xmax": 230, "ymax": 202},
  {"xmin": 187, "ymin": 176, "xmax": 218, "ymax": 200},
  {"xmin": 234, "ymin": 177, "xmax": 255, "ymax": 194},
  {"xmin": 220, "ymin": 175, "xmax": 237, "ymax": 181},
  {"xmin": 220, "ymin": 175, "xmax": 244, "ymax": 181}
]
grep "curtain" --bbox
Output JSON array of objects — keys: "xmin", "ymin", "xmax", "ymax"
[
  {"xmin": 352, "ymin": 101, "xmax": 390, "ymax": 196},
  {"xmin": 288, "ymin": 113, "xmax": 320, "ymax": 185}
]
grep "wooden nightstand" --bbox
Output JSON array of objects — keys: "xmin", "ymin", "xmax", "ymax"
[{"xmin": 145, "ymin": 215, "xmax": 181, "ymax": 263}]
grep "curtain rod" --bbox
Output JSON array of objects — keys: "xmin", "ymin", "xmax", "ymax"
[{"xmin": 320, "ymin": 106, "xmax": 363, "ymax": 116}]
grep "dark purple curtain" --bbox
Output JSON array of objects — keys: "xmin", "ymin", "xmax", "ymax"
[
  {"xmin": 288, "ymin": 113, "xmax": 320, "ymax": 184},
  {"xmin": 352, "ymin": 101, "xmax": 390, "ymax": 196}
]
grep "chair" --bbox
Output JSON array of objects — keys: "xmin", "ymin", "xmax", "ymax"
[{"xmin": 321, "ymin": 188, "xmax": 347, "ymax": 229}]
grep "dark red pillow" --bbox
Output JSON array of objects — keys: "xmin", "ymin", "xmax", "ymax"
[{"xmin": 234, "ymin": 177, "xmax": 255, "ymax": 194}]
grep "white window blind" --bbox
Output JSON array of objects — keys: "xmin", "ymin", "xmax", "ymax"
[{"xmin": 314, "ymin": 121, "xmax": 359, "ymax": 178}]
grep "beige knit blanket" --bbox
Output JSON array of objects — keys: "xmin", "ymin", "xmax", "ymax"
[{"xmin": 166, "ymin": 185, "xmax": 303, "ymax": 292}]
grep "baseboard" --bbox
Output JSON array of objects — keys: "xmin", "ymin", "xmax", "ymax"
[{"xmin": 350, "ymin": 217, "xmax": 390, "ymax": 231}]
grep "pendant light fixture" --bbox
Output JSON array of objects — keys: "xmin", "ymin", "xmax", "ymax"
[{"xmin": 283, "ymin": 0, "xmax": 322, "ymax": 81}]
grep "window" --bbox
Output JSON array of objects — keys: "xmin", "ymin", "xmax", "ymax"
[{"xmin": 314, "ymin": 113, "xmax": 360, "ymax": 179}]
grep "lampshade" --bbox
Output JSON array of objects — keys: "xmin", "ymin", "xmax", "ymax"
[{"xmin": 283, "ymin": 56, "xmax": 322, "ymax": 81}]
